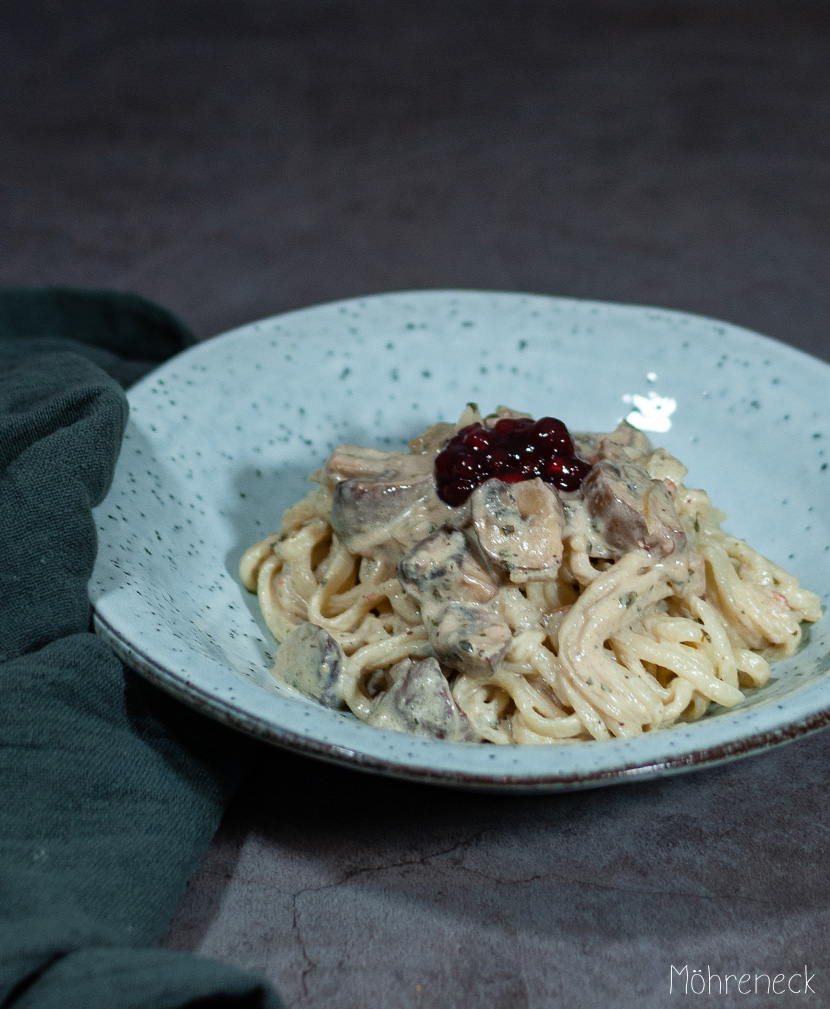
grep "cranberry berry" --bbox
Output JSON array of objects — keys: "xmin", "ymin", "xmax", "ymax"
[{"xmin": 435, "ymin": 415, "xmax": 592, "ymax": 505}]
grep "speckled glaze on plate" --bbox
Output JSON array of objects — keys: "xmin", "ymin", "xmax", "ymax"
[{"xmin": 89, "ymin": 290, "xmax": 830, "ymax": 791}]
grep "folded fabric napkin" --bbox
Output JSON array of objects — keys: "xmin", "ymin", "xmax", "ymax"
[{"xmin": 0, "ymin": 289, "xmax": 284, "ymax": 1008}]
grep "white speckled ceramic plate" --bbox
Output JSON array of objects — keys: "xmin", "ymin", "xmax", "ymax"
[{"xmin": 89, "ymin": 291, "xmax": 830, "ymax": 791}]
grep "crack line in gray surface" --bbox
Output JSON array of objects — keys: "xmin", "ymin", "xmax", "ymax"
[
  {"xmin": 292, "ymin": 891, "xmax": 318, "ymax": 1000},
  {"xmin": 449, "ymin": 860, "xmax": 823, "ymax": 910},
  {"xmin": 289, "ymin": 827, "xmax": 491, "ymax": 999},
  {"xmin": 293, "ymin": 826, "xmax": 492, "ymax": 901}
]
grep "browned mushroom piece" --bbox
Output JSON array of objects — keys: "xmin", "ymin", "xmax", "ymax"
[
  {"xmin": 397, "ymin": 526, "xmax": 497, "ymax": 602},
  {"xmin": 326, "ymin": 445, "xmax": 467, "ymax": 557},
  {"xmin": 398, "ymin": 527, "xmax": 513, "ymax": 676},
  {"xmin": 428, "ymin": 601, "xmax": 514, "ymax": 677},
  {"xmin": 571, "ymin": 430, "xmax": 600, "ymax": 461},
  {"xmin": 470, "ymin": 477, "xmax": 566, "ymax": 583},
  {"xmin": 573, "ymin": 420, "xmax": 653, "ymax": 464},
  {"xmin": 324, "ymin": 444, "xmax": 434, "ymax": 484},
  {"xmin": 331, "ymin": 476, "xmax": 430, "ymax": 555},
  {"xmin": 271, "ymin": 621, "xmax": 348, "ymax": 709},
  {"xmin": 598, "ymin": 421, "xmax": 653, "ymax": 462},
  {"xmin": 366, "ymin": 657, "xmax": 476, "ymax": 741},
  {"xmin": 581, "ymin": 458, "xmax": 687, "ymax": 558}
]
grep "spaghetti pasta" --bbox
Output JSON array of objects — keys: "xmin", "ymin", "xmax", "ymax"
[{"xmin": 239, "ymin": 405, "xmax": 822, "ymax": 744}]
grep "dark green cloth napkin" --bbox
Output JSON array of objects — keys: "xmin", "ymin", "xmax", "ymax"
[{"xmin": 0, "ymin": 289, "xmax": 284, "ymax": 1008}]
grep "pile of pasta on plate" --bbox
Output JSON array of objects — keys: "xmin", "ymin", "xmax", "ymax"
[{"xmin": 241, "ymin": 405, "xmax": 821, "ymax": 745}]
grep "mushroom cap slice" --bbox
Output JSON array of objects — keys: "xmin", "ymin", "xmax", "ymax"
[
  {"xmin": 573, "ymin": 420, "xmax": 653, "ymax": 465},
  {"xmin": 323, "ymin": 444, "xmax": 435, "ymax": 484},
  {"xmin": 397, "ymin": 526, "xmax": 499, "ymax": 605},
  {"xmin": 327, "ymin": 446, "xmax": 467, "ymax": 559},
  {"xmin": 367, "ymin": 657, "xmax": 476, "ymax": 741},
  {"xmin": 271, "ymin": 621, "xmax": 347, "ymax": 709},
  {"xmin": 471, "ymin": 478, "xmax": 565, "ymax": 583},
  {"xmin": 331, "ymin": 476, "xmax": 432, "ymax": 555},
  {"xmin": 581, "ymin": 459, "xmax": 686, "ymax": 558},
  {"xmin": 429, "ymin": 600, "xmax": 513, "ymax": 677}
]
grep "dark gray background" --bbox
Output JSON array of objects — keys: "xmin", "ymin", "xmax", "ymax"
[
  {"xmin": 3, "ymin": 2, "xmax": 829, "ymax": 1007},
  {"xmin": 3, "ymin": 0, "xmax": 829, "ymax": 356}
]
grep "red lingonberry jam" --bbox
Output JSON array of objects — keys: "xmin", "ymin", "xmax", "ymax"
[{"xmin": 435, "ymin": 416, "xmax": 592, "ymax": 505}]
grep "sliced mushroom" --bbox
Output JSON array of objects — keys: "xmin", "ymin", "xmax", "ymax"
[
  {"xmin": 366, "ymin": 657, "xmax": 476, "ymax": 741},
  {"xmin": 573, "ymin": 420, "xmax": 653, "ymax": 465},
  {"xmin": 581, "ymin": 458, "xmax": 686, "ymax": 558},
  {"xmin": 398, "ymin": 527, "xmax": 513, "ymax": 677},
  {"xmin": 471, "ymin": 478, "xmax": 565, "ymax": 583},
  {"xmin": 323, "ymin": 444, "xmax": 434, "ymax": 484},
  {"xmin": 397, "ymin": 526, "xmax": 497, "ymax": 603},
  {"xmin": 331, "ymin": 477, "xmax": 429, "ymax": 554},
  {"xmin": 429, "ymin": 600, "xmax": 513, "ymax": 677},
  {"xmin": 599, "ymin": 421, "xmax": 653, "ymax": 461},
  {"xmin": 325, "ymin": 445, "xmax": 467, "ymax": 558},
  {"xmin": 271, "ymin": 621, "xmax": 347, "ymax": 709}
]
